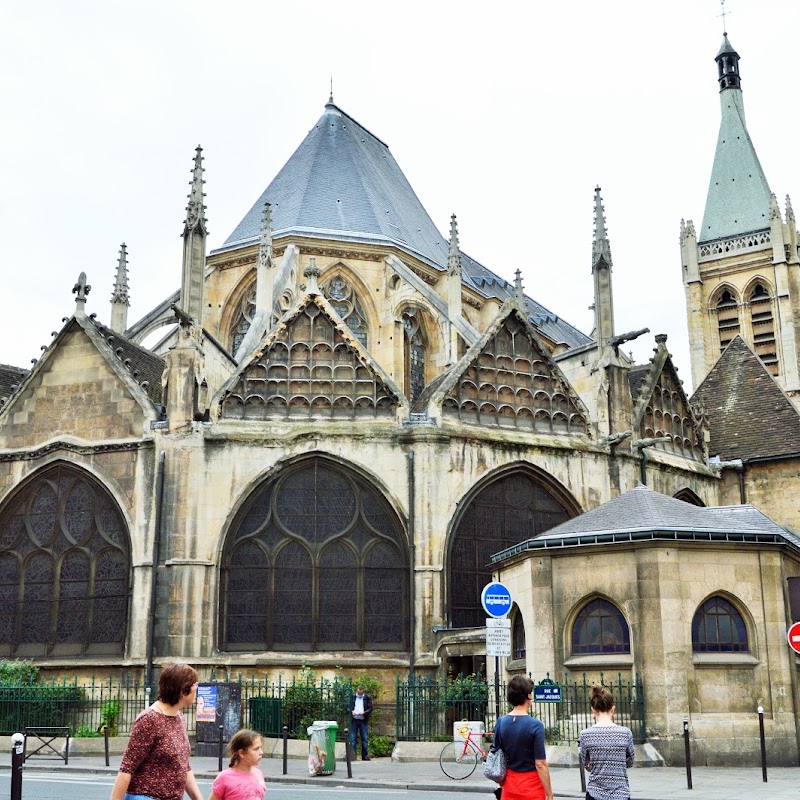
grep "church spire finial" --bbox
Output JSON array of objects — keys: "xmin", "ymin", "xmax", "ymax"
[
  {"xmin": 110, "ymin": 243, "xmax": 130, "ymax": 332},
  {"xmin": 513, "ymin": 269, "xmax": 525, "ymax": 307},
  {"xmin": 179, "ymin": 146, "xmax": 208, "ymax": 323},
  {"xmin": 184, "ymin": 146, "xmax": 207, "ymax": 235},
  {"xmin": 592, "ymin": 185, "xmax": 613, "ymax": 269},
  {"xmin": 329, "ymin": 75, "xmax": 334, "ymax": 105},
  {"xmin": 304, "ymin": 257, "xmax": 321, "ymax": 294},
  {"xmin": 72, "ymin": 272, "xmax": 91, "ymax": 318},
  {"xmin": 715, "ymin": 29, "xmax": 741, "ymax": 92},
  {"xmin": 259, "ymin": 201, "xmax": 273, "ymax": 270},
  {"xmin": 448, "ymin": 214, "xmax": 462, "ymax": 276}
]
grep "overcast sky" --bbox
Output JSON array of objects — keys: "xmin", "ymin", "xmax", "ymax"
[{"xmin": 3, "ymin": 0, "xmax": 799, "ymax": 392}]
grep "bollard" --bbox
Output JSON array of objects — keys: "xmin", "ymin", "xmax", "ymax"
[
  {"xmin": 578, "ymin": 748, "xmax": 586, "ymax": 793},
  {"xmin": 103, "ymin": 724, "xmax": 110, "ymax": 767},
  {"xmin": 218, "ymin": 725, "xmax": 224, "ymax": 773},
  {"xmin": 282, "ymin": 725, "xmax": 288, "ymax": 775},
  {"xmin": 10, "ymin": 732, "xmax": 24, "ymax": 800},
  {"xmin": 758, "ymin": 706, "xmax": 767, "ymax": 783},
  {"xmin": 345, "ymin": 727, "xmax": 352, "ymax": 779},
  {"xmin": 683, "ymin": 715, "xmax": 693, "ymax": 790}
]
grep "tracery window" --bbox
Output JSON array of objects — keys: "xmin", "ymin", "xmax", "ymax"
[
  {"xmin": 692, "ymin": 596, "xmax": 748, "ymax": 653},
  {"xmin": 715, "ymin": 289, "xmax": 740, "ymax": 352},
  {"xmin": 572, "ymin": 599, "xmax": 630, "ymax": 655},
  {"xmin": 0, "ymin": 463, "xmax": 130, "ymax": 657},
  {"xmin": 323, "ymin": 276, "xmax": 369, "ymax": 349},
  {"xmin": 402, "ymin": 310, "xmax": 426, "ymax": 404},
  {"xmin": 231, "ymin": 282, "xmax": 257, "ymax": 355},
  {"xmin": 512, "ymin": 612, "xmax": 526, "ymax": 660},
  {"xmin": 748, "ymin": 283, "xmax": 779, "ymax": 375},
  {"xmin": 449, "ymin": 470, "xmax": 574, "ymax": 628},
  {"xmin": 221, "ymin": 458, "xmax": 408, "ymax": 652}
]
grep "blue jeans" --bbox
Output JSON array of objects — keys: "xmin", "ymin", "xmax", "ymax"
[
  {"xmin": 124, "ymin": 795, "xmax": 156, "ymax": 800},
  {"xmin": 350, "ymin": 717, "xmax": 369, "ymax": 758}
]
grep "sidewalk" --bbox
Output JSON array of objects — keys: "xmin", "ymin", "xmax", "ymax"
[{"xmin": 6, "ymin": 753, "xmax": 795, "ymax": 799}]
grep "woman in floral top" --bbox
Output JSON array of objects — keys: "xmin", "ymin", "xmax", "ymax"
[{"xmin": 110, "ymin": 663, "xmax": 203, "ymax": 800}]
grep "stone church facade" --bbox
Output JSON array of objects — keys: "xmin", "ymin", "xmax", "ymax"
[{"xmin": 0, "ymin": 31, "xmax": 798, "ymax": 766}]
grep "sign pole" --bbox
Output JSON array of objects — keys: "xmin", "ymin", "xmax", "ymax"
[{"xmin": 494, "ymin": 656, "xmax": 500, "ymax": 722}]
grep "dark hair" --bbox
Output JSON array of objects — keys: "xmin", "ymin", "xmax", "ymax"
[
  {"xmin": 228, "ymin": 729, "xmax": 262, "ymax": 767},
  {"xmin": 507, "ymin": 675, "xmax": 534, "ymax": 707},
  {"xmin": 590, "ymin": 683, "xmax": 614, "ymax": 713},
  {"xmin": 158, "ymin": 663, "xmax": 199, "ymax": 706}
]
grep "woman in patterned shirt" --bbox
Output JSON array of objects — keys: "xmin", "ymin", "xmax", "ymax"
[
  {"xmin": 578, "ymin": 684, "xmax": 634, "ymax": 800},
  {"xmin": 110, "ymin": 663, "xmax": 204, "ymax": 800}
]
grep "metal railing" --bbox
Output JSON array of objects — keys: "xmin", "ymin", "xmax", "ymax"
[{"xmin": 396, "ymin": 672, "xmax": 645, "ymax": 744}]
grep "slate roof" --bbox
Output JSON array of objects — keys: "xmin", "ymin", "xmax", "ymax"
[
  {"xmin": 0, "ymin": 364, "xmax": 28, "ymax": 400},
  {"xmin": 627, "ymin": 364, "xmax": 650, "ymax": 403},
  {"xmin": 699, "ymin": 35, "xmax": 772, "ymax": 243},
  {"xmin": 216, "ymin": 100, "xmax": 591, "ymax": 351},
  {"xmin": 690, "ymin": 336, "xmax": 800, "ymax": 461},
  {"xmin": 88, "ymin": 318, "xmax": 165, "ymax": 405},
  {"xmin": 491, "ymin": 484, "xmax": 800, "ymax": 561}
]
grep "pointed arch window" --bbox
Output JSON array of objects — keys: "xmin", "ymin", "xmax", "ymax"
[
  {"xmin": 0, "ymin": 463, "xmax": 130, "ymax": 657},
  {"xmin": 231, "ymin": 282, "xmax": 257, "ymax": 355},
  {"xmin": 449, "ymin": 470, "xmax": 575, "ymax": 628},
  {"xmin": 512, "ymin": 612, "xmax": 526, "ymax": 660},
  {"xmin": 748, "ymin": 283, "xmax": 779, "ymax": 375},
  {"xmin": 715, "ymin": 289, "xmax": 740, "ymax": 352},
  {"xmin": 221, "ymin": 458, "xmax": 408, "ymax": 652},
  {"xmin": 323, "ymin": 276, "xmax": 369, "ymax": 349},
  {"xmin": 403, "ymin": 310, "xmax": 427, "ymax": 404},
  {"xmin": 692, "ymin": 596, "xmax": 748, "ymax": 653},
  {"xmin": 572, "ymin": 599, "xmax": 630, "ymax": 655}
]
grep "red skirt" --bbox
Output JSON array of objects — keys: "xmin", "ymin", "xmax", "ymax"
[{"xmin": 501, "ymin": 767, "xmax": 545, "ymax": 800}]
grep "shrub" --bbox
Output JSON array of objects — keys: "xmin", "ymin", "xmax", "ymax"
[
  {"xmin": 368, "ymin": 735, "xmax": 393, "ymax": 758},
  {"xmin": 100, "ymin": 700, "xmax": 120, "ymax": 736},
  {"xmin": 0, "ymin": 660, "xmax": 38, "ymax": 686}
]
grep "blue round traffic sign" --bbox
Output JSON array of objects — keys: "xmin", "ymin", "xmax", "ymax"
[{"xmin": 481, "ymin": 582, "xmax": 512, "ymax": 618}]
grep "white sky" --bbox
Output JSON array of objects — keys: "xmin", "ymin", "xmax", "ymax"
[{"xmin": 2, "ymin": 0, "xmax": 799, "ymax": 393}]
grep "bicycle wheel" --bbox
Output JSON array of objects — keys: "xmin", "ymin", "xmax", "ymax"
[{"xmin": 439, "ymin": 740, "xmax": 480, "ymax": 779}]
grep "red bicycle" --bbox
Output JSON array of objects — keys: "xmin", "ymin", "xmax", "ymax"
[{"xmin": 439, "ymin": 725, "xmax": 491, "ymax": 779}]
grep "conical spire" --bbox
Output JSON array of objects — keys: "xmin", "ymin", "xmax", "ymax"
[
  {"xmin": 179, "ymin": 146, "xmax": 208, "ymax": 323},
  {"xmin": 591, "ymin": 187, "xmax": 615, "ymax": 346},
  {"xmin": 110, "ymin": 243, "xmax": 130, "ymax": 332},
  {"xmin": 592, "ymin": 186, "xmax": 613, "ymax": 269},
  {"xmin": 700, "ymin": 34, "xmax": 771, "ymax": 242},
  {"xmin": 448, "ymin": 214, "xmax": 462, "ymax": 276}
]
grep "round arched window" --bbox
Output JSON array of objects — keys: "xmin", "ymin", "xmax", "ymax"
[{"xmin": 221, "ymin": 458, "xmax": 408, "ymax": 651}]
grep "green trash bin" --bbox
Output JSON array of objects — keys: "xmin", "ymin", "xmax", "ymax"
[{"xmin": 308, "ymin": 720, "xmax": 338, "ymax": 775}]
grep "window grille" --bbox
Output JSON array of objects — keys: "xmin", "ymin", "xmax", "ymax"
[
  {"xmin": 715, "ymin": 290, "xmax": 740, "ymax": 352},
  {"xmin": 0, "ymin": 463, "xmax": 130, "ymax": 657},
  {"xmin": 748, "ymin": 283, "xmax": 779, "ymax": 376},
  {"xmin": 449, "ymin": 472, "xmax": 572, "ymax": 628},
  {"xmin": 572, "ymin": 599, "xmax": 630, "ymax": 654},
  {"xmin": 221, "ymin": 459, "xmax": 407, "ymax": 652},
  {"xmin": 692, "ymin": 596, "xmax": 748, "ymax": 652}
]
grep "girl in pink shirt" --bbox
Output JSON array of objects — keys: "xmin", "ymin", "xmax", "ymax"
[{"xmin": 209, "ymin": 729, "xmax": 266, "ymax": 800}]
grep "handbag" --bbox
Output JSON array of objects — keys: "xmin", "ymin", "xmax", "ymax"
[{"xmin": 484, "ymin": 746, "xmax": 507, "ymax": 784}]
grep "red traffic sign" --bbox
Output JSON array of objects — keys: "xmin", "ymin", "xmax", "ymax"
[{"xmin": 788, "ymin": 622, "xmax": 800, "ymax": 654}]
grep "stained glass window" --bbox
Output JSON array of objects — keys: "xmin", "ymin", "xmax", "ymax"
[
  {"xmin": 221, "ymin": 458, "xmax": 407, "ymax": 651},
  {"xmin": 403, "ymin": 310, "xmax": 426, "ymax": 404},
  {"xmin": 323, "ymin": 276, "xmax": 369, "ymax": 349},
  {"xmin": 692, "ymin": 596, "xmax": 748, "ymax": 653},
  {"xmin": 449, "ymin": 471, "xmax": 573, "ymax": 628},
  {"xmin": 572, "ymin": 599, "xmax": 630, "ymax": 654},
  {"xmin": 0, "ymin": 463, "xmax": 130, "ymax": 657}
]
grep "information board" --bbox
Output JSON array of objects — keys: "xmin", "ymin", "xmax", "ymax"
[{"xmin": 485, "ymin": 616, "xmax": 511, "ymax": 656}]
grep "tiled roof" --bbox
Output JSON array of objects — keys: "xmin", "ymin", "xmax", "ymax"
[
  {"xmin": 0, "ymin": 364, "xmax": 28, "ymax": 400},
  {"xmin": 88, "ymin": 318, "xmax": 165, "ymax": 406},
  {"xmin": 217, "ymin": 101, "xmax": 591, "ymax": 352},
  {"xmin": 627, "ymin": 364, "xmax": 650, "ymax": 402},
  {"xmin": 690, "ymin": 336, "xmax": 800, "ymax": 461},
  {"xmin": 491, "ymin": 484, "xmax": 800, "ymax": 561}
]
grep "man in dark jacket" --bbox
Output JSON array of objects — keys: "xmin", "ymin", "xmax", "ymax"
[{"xmin": 349, "ymin": 685, "xmax": 373, "ymax": 760}]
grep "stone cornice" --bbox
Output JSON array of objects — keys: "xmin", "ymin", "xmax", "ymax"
[{"xmin": 0, "ymin": 438, "xmax": 152, "ymax": 462}]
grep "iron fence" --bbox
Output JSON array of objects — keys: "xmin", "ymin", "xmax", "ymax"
[{"xmin": 396, "ymin": 672, "xmax": 645, "ymax": 744}]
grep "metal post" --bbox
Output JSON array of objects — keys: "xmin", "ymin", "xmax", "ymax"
[
  {"xmin": 494, "ymin": 656, "xmax": 500, "ymax": 722},
  {"xmin": 345, "ymin": 727, "xmax": 353, "ymax": 778},
  {"xmin": 282, "ymin": 725, "xmax": 288, "ymax": 775},
  {"xmin": 10, "ymin": 733, "xmax": 23, "ymax": 800},
  {"xmin": 758, "ymin": 706, "xmax": 767, "ymax": 782},
  {"xmin": 103, "ymin": 724, "xmax": 110, "ymax": 767},
  {"xmin": 683, "ymin": 715, "xmax": 692, "ymax": 790},
  {"xmin": 218, "ymin": 725, "xmax": 224, "ymax": 773},
  {"xmin": 578, "ymin": 749, "xmax": 586, "ymax": 793}
]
